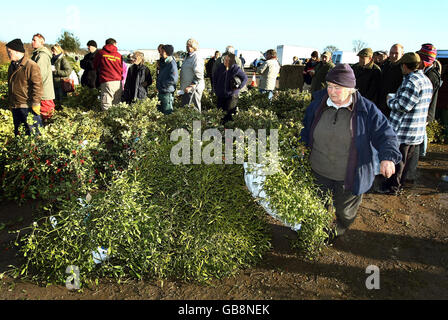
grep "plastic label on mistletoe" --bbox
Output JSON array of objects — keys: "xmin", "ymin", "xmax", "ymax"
[
  {"xmin": 49, "ymin": 216, "xmax": 57, "ymax": 229},
  {"xmin": 92, "ymin": 246, "xmax": 110, "ymax": 264},
  {"xmin": 244, "ymin": 162, "xmax": 301, "ymax": 232}
]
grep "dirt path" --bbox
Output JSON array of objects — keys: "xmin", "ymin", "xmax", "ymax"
[{"xmin": 1, "ymin": 144, "xmax": 447, "ymax": 300}]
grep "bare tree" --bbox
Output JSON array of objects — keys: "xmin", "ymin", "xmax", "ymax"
[
  {"xmin": 323, "ymin": 45, "xmax": 339, "ymax": 54},
  {"xmin": 353, "ymin": 40, "xmax": 368, "ymax": 53}
]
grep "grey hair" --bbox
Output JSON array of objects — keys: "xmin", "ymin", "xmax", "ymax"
[
  {"xmin": 225, "ymin": 45, "xmax": 235, "ymax": 54},
  {"xmin": 133, "ymin": 51, "xmax": 145, "ymax": 60},
  {"xmin": 186, "ymin": 38, "xmax": 199, "ymax": 51}
]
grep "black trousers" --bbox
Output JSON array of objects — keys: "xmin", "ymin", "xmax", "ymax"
[
  {"xmin": 386, "ymin": 144, "xmax": 416, "ymax": 192},
  {"xmin": 313, "ymin": 170, "xmax": 363, "ymax": 235},
  {"xmin": 217, "ymin": 95, "xmax": 239, "ymax": 124},
  {"xmin": 11, "ymin": 108, "xmax": 43, "ymax": 136}
]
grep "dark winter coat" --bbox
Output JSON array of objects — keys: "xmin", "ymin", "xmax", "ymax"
[
  {"xmin": 351, "ymin": 61, "xmax": 382, "ymax": 103},
  {"xmin": 156, "ymin": 56, "xmax": 178, "ymax": 94},
  {"xmin": 212, "ymin": 63, "xmax": 248, "ymax": 98},
  {"xmin": 205, "ymin": 57, "xmax": 217, "ymax": 79},
  {"xmin": 122, "ymin": 63, "xmax": 153, "ymax": 104},
  {"xmin": 301, "ymin": 89, "xmax": 402, "ymax": 196},
  {"xmin": 377, "ymin": 60, "xmax": 404, "ymax": 117},
  {"xmin": 80, "ymin": 51, "xmax": 98, "ymax": 88},
  {"xmin": 52, "ymin": 54, "xmax": 72, "ymax": 87},
  {"xmin": 424, "ymin": 64, "xmax": 442, "ymax": 123},
  {"xmin": 310, "ymin": 61, "xmax": 335, "ymax": 93}
]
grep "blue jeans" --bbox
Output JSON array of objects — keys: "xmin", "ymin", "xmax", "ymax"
[
  {"xmin": 11, "ymin": 108, "xmax": 43, "ymax": 136},
  {"xmin": 259, "ymin": 89, "xmax": 274, "ymax": 100}
]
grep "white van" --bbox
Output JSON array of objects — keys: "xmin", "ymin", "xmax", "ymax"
[{"xmin": 332, "ymin": 51, "xmax": 359, "ymax": 65}]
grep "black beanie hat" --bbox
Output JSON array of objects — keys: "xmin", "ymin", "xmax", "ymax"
[
  {"xmin": 87, "ymin": 40, "xmax": 97, "ymax": 48},
  {"xmin": 325, "ymin": 63, "xmax": 356, "ymax": 88},
  {"xmin": 162, "ymin": 44, "xmax": 174, "ymax": 56},
  {"xmin": 6, "ymin": 38, "xmax": 25, "ymax": 53}
]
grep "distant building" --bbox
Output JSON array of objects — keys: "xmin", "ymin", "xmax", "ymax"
[
  {"xmin": 197, "ymin": 48, "xmax": 218, "ymax": 60},
  {"xmin": 135, "ymin": 49, "xmax": 160, "ymax": 63}
]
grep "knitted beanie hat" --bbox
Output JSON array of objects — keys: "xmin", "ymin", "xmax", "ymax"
[
  {"xmin": 417, "ymin": 44, "xmax": 437, "ymax": 66},
  {"xmin": 6, "ymin": 38, "xmax": 25, "ymax": 53},
  {"xmin": 325, "ymin": 63, "xmax": 356, "ymax": 88}
]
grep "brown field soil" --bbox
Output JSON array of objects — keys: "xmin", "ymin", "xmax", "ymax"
[{"xmin": 0, "ymin": 144, "xmax": 447, "ymax": 300}]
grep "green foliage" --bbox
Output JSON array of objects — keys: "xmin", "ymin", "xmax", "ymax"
[
  {"xmin": 263, "ymin": 144, "xmax": 333, "ymax": 259},
  {"xmin": 0, "ymin": 87, "xmax": 332, "ymax": 285},
  {"xmin": 57, "ymin": 31, "xmax": 81, "ymax": 53},
  {"xmin": 65, "ymin": 55, "xmax": 81, "ymax": 74},
  {"xmin": 238, "ymin": 88, "xmax": 273, "ymax": 111},
  {"xmin": 0, "ymin": 64, "xmax": 8, "ymax": 109},
  {"xmin": 427, "ymin": 120, "xmax": 447, "ymax": 144},
  {"xmin": 0, "ymin": 108, "xmax": 14, "ymax": 146},
  {"xmin": 0, "ymin": 64, "xmax": 8, "ymax": 82},
  {"xmin": 15, "ymin": 137, "xmax": 271, "ymax": 284},
  {"xmin": 268, "ymin": 89, "xmax": 312, "ymax": 121},
  {"xmin": 62, "ymin": 86, "xmax": 101, "ymax": 112},
  {"xmin": 228, "ymin": 106, "xmax": 280, "ymax": 132},
  {"xmin": 0, "ymin": 111, "xmax": 103, "ymax": 203},
  {"xmin": 144, "ymin": 62, "xmax": 158, "ymax": 99}
]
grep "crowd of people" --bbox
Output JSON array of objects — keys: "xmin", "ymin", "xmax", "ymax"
[{"xmin": 4, "ymin": 34, "xmax": 447, "ymax": 242}]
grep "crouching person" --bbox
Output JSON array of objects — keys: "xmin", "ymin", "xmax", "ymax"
[
  {"xmin": 300, "ymin": 64, "xmax": 402, "ymax": 242},
  {"xmin": 156, "ymin": 45, "xmax": 178, "ymax": 115},
  {"xmin": 6, "ymin": 39, "xmax": 44, "ymax": 135}
]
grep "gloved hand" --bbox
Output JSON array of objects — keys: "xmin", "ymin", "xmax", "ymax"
[{"xmin": 31, "ymin": 104, "xmax": 41, "ymax": 115}]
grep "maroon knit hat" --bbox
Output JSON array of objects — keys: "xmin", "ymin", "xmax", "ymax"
[{"xmin": 325, "ymin": 63, "xmax": 356, "ymax": 88}]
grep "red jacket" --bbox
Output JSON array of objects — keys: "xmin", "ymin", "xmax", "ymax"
[{"xmin": 94, "ymin": 44, "xmax": 123, "ymax": 84}]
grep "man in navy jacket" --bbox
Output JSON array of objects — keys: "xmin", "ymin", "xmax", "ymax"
[{"xmin": 156, "ymin": 45, "xmax": 178, "ymax": 115}]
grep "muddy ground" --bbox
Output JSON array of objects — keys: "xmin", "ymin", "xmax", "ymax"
[{"xmin": 1, "ymin": 144, "xmax": 447, "ymax": 300}]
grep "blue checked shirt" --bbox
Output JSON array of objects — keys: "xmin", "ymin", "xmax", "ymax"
[{"xmin": 388, "ymin": 70, "xmax": 433, "ymax": 145}]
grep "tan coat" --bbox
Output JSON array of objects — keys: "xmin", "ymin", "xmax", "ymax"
[
  {"xmin": 257, "ymin": 59, "xmax": 281, "ymax": 91},
  {"xmin": 8, "ymin": 56, "xmax": 43, "ymax": 109},
  {"xmin": 31, "ymin": 47, "xmax": 55, "ymax": 100}
]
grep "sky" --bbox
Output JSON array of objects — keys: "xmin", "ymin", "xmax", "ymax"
[{"xmin": 1, "ymin": 0, "xmax": 447, "ymax": 54}]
